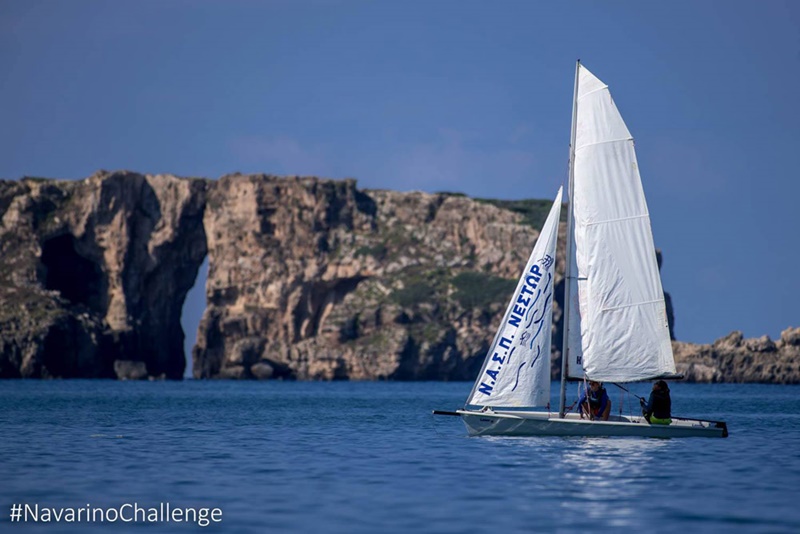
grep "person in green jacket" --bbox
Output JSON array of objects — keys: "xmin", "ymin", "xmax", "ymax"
[{"xmin": 640, "ymin": 380, "xmax": 672, "ymax": 424}]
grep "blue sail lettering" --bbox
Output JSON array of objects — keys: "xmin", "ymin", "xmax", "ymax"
[
  {"xmin": 478, "ymin": 382, "xmax": 494, "ymax": 395},
  {"xmin": 499, "ymin": 337, "xmax": 512, "ymax": 350},
  {"xmin": 485, "ymin": 369, "xmax": 499, "ymax": 381}
]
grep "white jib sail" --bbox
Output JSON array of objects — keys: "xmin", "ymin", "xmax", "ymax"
[
  {"xmin": 567, "ymin": 64, "xmax": 675, "ymax": 382},
  {"xmin": 466, "ymin": 187, "xmax": 563, "ymax": 407}
]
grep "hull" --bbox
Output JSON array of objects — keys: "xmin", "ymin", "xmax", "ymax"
[{"xmin": 457, "ymin": 410, "xmax": 727, "ymax": 438}]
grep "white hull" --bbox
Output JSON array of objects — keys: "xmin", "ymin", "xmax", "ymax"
[{"xmin": 457, "ymin": 410, "xmax": 727, "ymax": 438}]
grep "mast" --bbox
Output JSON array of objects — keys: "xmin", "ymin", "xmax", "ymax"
[{"xmin": 559, "ymin": 60, "xmax": 580, "ymax": 418}]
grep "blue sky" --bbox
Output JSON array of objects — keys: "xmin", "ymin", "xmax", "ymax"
[{"xmin": 2, "ymin": 0, "xmax": 799, "ymax": 353}]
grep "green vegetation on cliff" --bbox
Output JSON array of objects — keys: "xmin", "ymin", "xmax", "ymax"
[{"xmin": 475, "ymin": 197, "xmax": 566, "ymax": 228}]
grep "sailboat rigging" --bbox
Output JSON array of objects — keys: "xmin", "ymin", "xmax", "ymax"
[{"xmin": 434, "ymin": 62, "xmax": 728, "ymax": 438}]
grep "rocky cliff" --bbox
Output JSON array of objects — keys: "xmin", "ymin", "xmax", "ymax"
[
  {"xmin": 0, "ymin": 171, "xmax": 206, "ymax": 379},
  {"xmin": 193, "ymin": 175, "xmax": 684, "ymax": 381},
  {"xmin": 1, "ymin": 171, "xmax": 795, "ymax": 383},
  {"xmin": 193, "ymin": 174, "xmax": 565, "ymax": 380},
  {"xmin": 673, "ymin": 328, "xmax": 800, "ymax": 384}
]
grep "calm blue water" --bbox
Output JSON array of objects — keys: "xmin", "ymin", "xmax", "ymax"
[{"xmin": 2, "ymin": 380, "xmax": 799, "ymax": 533}]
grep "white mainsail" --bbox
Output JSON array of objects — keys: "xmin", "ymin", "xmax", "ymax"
[
  {"xmin": 466, "ymin": 187, "xmax": 562, "ymax": 407},
  {"xmin": 566, "ymin": 64, "xmax": 675, "ymax": 382}
]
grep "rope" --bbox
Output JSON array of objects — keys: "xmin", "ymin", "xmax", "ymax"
[
  {"xmin": 582, "ymin": 376, "xmax": 588, "ymax": 418},
  {"xmin": 563, "ymin": 382, "xmax": 581, "ymax": 416},
  {"xmin": 611, "ymin": 382, "xmax": 645, "ymax": 401},
  {"xmin": 612, "ymin": 383, "xmax": 650, "ymax": 422},
  {"xmin": 626, "ymin": 391, "xmax": 633, "ymax": 419}
]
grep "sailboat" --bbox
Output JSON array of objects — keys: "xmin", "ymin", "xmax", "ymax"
[{"xmin": 434, "ymin": 62, "xmax": 728, "ymax": 438}]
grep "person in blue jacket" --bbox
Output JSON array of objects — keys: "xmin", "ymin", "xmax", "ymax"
[
  {"xmin": 578, "ymin": 380, "xmax": 611, "ymax": 421},
  {"xmin": 640, "ymin": 380, "xmax": 672, "ymax": 424}
]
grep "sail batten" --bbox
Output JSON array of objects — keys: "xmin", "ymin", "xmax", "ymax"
[
  {"xmin": 575, "ymin": 137, "xmax": 633, "ymax": 151},
  {"xmin": 600, "ymin": 298, "xmax": 666, "ymax": 313},
  {"xmin": 585, "ymin": 214, "xmax": 650, "ymax": 226}
]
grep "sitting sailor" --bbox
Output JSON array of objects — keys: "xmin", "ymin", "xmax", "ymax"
[
  {"xmin": 640, "ymin": 380, "xmax": 672, "ymax": 425},
  {"xmin": 578, "ymin": 380, "xmax": 611, "ymax": 421}
]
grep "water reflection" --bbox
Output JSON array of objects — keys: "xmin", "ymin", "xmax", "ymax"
[
  {"xmin": 476, "ymin": 436, "xmax": 672, "ymax": 529},
  {"xmin": 559, "ymin": 438, "xmax": 670, "ymax": 527}
]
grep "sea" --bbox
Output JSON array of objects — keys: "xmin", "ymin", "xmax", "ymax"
[{"xmin": 1, "ymin": 380, "xmax": 799, "ymax": 533}]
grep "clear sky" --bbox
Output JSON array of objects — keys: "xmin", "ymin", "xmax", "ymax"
[{"xmin": 2, "ymin": 0, "xmax": 799, "ymax": 353}]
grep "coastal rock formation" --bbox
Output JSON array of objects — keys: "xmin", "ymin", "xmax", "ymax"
[
  {"xmin": 7, "ymin": 170, "xmax": 795, "ymax": 384},
  {"xmin": 0, "ymin": 171, "xmax": 207, "ymax": 379},
  {"xmin": 674, "ymin": 327, "xmax": 800, "ymax": 384},
  {"xmin": 193, "ymin": 174, "xmax": 561, "ymax": 380},
  {"xmin": 193, "ymin": 174, "xmax": 681, "ymax": 381}
]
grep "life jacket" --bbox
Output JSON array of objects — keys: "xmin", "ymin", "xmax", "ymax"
[
  {"xmin": 650, "ymin": 390, "xmax": 671, "ymax": 419},
  {"xmin": 588, "ymin": 387, "xmax": 607, "ymax": 414}
]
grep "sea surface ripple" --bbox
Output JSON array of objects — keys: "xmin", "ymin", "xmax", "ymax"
[{"xmin": 2, "ymin": 380, "xmax": 799, "ymax": 533}]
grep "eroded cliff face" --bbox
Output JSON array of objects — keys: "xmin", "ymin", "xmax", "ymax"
[
  {"xmin": 5, "ymin": 171, "xmax": 793, "ymax": 383},
  {"xmin": 193, "ymin": 174, "xmax": 569, "ymax": 380},
  {"xmin": 0, "ymin": 171, "xmax": 207, "ymax": 379}
]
